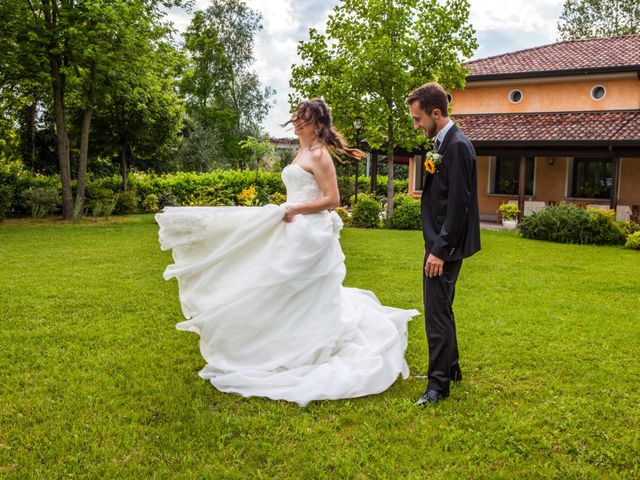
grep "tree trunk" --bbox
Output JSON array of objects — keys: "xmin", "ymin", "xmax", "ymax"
[
  {"xmin": 120, "ymin": 145, "xmax": 128, "ymax": 191},
  {"xmin": 76, "ymin": 61, "xmax": 97, "ymax": 218},
  {"xmin": 76, "ymin": 107, "xmax": 93, "ymax": 217},
  {"xmin": 43, "ymin": 0, "xmax": 72, "ymax": 219},
  {"xmin": 370, "ymin": 152, "xmax": 378, "ymax": 194},
  {"xmin": 51, "ymin": 56, "xmax": 73, "ymax": 220},
  {"xmin": 386, "ymin": 113, "xmax": 395, "ymax": 218},
  {"xmin": 29, "ymin": 102, "xmax": 37, "ymax": 171}
]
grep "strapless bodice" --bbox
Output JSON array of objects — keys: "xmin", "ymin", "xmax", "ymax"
[{"xmin": 281, "ymin": 164, "xmax": 323, "ymax": 204}]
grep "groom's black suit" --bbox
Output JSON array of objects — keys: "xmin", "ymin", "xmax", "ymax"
[{"xmin": 421, "ymin": 122, "xmax": 480, "ymax": 395}]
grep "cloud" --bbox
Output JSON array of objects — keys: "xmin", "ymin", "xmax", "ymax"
[
  {"xmin": 469, "ymin": 0, "xmax": 564, "ymax": 59},
  {"xmin": 166, "ymin": 0, "xmax": 567, "ymax": 137},
  {"xmin": 246, "ymin": 0, "xmax": 339, "ymax": 137}
]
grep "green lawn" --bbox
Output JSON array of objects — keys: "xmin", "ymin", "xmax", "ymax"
[{"xmin": 1, "ymin": 215, "xmax": 639, "ymax": 479}]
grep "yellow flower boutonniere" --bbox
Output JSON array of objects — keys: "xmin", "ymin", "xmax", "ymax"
[{"xmin": 424, "ymin": 151, "xmax": 443, "ymax": 175}]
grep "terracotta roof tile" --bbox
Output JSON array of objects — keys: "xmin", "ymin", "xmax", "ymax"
[
  {"xmin": 468, "ymin": 34, "xmax": 640, "ymax": 78},
  {"xmin": 455, "ymin": 111, "xmax": 640, "ymax": 143}
]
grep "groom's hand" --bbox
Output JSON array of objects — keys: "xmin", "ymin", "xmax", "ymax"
[{"xmin": 425, "ymin": 253, "xmax": 444, "ymax": 277}]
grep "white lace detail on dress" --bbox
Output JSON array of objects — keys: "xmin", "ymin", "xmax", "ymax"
[{"xmin": 282, "ymin": 164, "xmax": 323, "ymax": 204}]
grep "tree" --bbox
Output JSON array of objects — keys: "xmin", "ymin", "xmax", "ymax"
[
  {"xmin": 557, "ymin": 0, "xmax": 640, "ymax": 39},
  {"xmin": 176, "ymin": 117, "xmax": 222, "ymax": 172},
  {"xmin": 89, "ymin": 24, "xmax": 185, "ymax": 188},
  {"xmin": 290, "ymin": 0, "xmax": 477, "ymax": 216},
  {"xmin": 180, "ymin": 0, "xmax": 275, "ymax": 168},
  {"xmin": 239, "ymin": 135, "xmax": 277, "ymax": 181},
  {"xmin": 0, "ymin": 0, "xmax": 188, "ymax": 218}
]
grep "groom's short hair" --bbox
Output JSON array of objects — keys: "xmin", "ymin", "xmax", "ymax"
[{"xmin": 406, "ymin": 82, "xmax": 449, "ymax": 117}]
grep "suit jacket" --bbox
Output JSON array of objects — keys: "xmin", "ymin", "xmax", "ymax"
[{"xmin": 421, "ymin": 123, "xmax": 481, "ymax": 262}]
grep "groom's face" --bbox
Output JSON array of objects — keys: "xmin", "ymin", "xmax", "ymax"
[{"xmin": 409, "ymin": 101, "xmax": 438, "ymax": 139}]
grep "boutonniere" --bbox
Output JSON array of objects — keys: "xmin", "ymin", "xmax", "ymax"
[{"xmin": 424, "ymin": 150, "xmax": 443, "ymax": 175}]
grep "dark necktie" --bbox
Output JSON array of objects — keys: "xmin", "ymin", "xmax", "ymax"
[{"xmin": 435, "ymin": 138, "xmax": 441, "ymax": 152}]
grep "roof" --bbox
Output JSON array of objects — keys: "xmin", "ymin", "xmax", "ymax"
[
  {"xmin": 454, "ymin": 110, "xmax": 640, "ymax": 144},
  {"xmin": 467, "ymin": 34, "xmax": 640, "ymax": 81}
]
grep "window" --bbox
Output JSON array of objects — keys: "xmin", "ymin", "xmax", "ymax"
[
  {"xmin": 509, "ymin": 89, "xmax": 523, "ymax": 104},
  {"xmin": 446, "ymin": 93, "xmax": 453, "ymax": 103},
  {"xmin": 571, "ymin": 158, "xmax": 612, "ymax": 198},
  {"xmin": 590, "ymin": 85, "xmax": 606, "ymax": 100},
  {"xmin": 492, "ymin": 156, "xmax": 534, "ymax": 195}
]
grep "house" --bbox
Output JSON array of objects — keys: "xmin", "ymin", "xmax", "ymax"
[
  {"xmin": 407, "ymin": 34, "xmax": 640, "ymax": 222},
  {"xmin": 270, "ymin": 137, "xmax": 298, "ymax": 155}
]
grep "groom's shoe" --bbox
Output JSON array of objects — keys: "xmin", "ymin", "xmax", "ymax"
[{"xmin": 416, "ymin": 389, "xmax": 448, "ymax": 406}]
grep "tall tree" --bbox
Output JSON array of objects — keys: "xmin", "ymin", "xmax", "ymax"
[
  {"xmin": 180, "ymin": 0, "xmax": 274, "ymax": 169},
  {"xmin": 0, "ymin": 0, "xmax": 187, "ymax": 219},
  {"xmin": 290, "ymin": 0, "xmax": 477, "ymax": 216},
  {"xmin": 557, "ymin": 0, "xmax": 640, "ymax": 39}
]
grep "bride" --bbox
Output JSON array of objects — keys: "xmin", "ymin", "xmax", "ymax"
[{"xmin": 156, "ymin": 98, "xmax": 419, "ymax": 406}]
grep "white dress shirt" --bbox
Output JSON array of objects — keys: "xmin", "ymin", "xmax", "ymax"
[{"xmin": 435, "ymin": 119, "xmax": 454, "ymax": 151}]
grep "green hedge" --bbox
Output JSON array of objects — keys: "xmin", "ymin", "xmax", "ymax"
[
  {"xmin": 518, "ymin": 204, "xmax": 628, "ymax": 246},
  {"xmin": 351, "ymin": 194, "xmax": 382, "ymax": 228},
  {"xmin": 387, "ymin": 194, "xmax": 421, "ymax": 230},
  {"xmin": 625, "ymin": 231, "xmax": 640, "ymax": 250},
  {"xmin": 0, "ymin": 163, "xmax": 408, "ymax": 218},
  {"xmin": 338, "ymin": 176, "xmax": 408, "ymax": 206}
]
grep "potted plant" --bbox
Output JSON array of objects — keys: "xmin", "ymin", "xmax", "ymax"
[{"xmin": 498, "ymin": 203, "xmax": 520, "ymax": 230}]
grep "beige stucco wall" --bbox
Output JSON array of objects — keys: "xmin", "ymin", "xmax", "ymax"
[
  {"xmin": 619, "ymin": 158, "xmax": 640, "ymax": 207},
  {"xmin": 408, "ymin": 156, "xmax": 640, "ymax": 220},
  {"xmin": 533, "ymin": 157, "xmax": 568, "ymax": 204},
  {"xmin": 451, "ymin": 75, "xmax": 640, "ymax": 114}
]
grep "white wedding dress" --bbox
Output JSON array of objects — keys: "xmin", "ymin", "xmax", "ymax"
[{"xmin": 156, "ymin": 164, "xmax": 419, "ymax": 406}]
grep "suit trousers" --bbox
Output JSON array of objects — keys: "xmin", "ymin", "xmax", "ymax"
[{"xmin": 423, "ymin": 255, "xmax": 463, "ymax": 395}]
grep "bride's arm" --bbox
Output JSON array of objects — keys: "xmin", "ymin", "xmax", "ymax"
[{"xmin": 284, "ymin": 148, "xmax": 340, "ymax": 222}]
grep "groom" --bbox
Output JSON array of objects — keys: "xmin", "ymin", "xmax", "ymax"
[{"xmin": 406, "ymin": 82, "xmax": 480, "ymax": 404}]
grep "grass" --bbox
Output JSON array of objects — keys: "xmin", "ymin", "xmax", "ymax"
[{"xmin": 1, "ymin": 215, "xmax": 639, "ymax": 479}]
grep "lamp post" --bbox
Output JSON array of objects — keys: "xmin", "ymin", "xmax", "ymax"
[{"xmin": 352, "ymin": 116, "xmax": 364, "ymax": 205}]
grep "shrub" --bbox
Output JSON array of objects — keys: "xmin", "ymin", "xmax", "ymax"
[
  {"xmin": 498, "ymin": 203, "xmax": 519, "ymax": 221},
  {"xmin": 387, "ymin": 195, "xmax": 421, "ymax": 230},
  {"xmin": 270, "ymin": 192, "xmax": 286, "ymax": 205},
  {"xmin": 0, "ymin": 184, "xmax": 13, "ymax": 221},
  {"xmin": 519, "ymin": 203, "xmax": 626, "ymax": 245},
  {"xmin": 157, "ymin": 191, "xmax": 178, "ymax": 208},
  {"xmin": 142, "ymin": 194, "xmax": 160, "ymax": 213},
  {"xmin": 0, "ymin": 170, "xmax": 402, "ymax": 218},
  {"xmin": 625, "ymin": 231, "xmax": 640, "ymax": 250},
  {"xmin": 20, "ymin": 186, "xmax": 61, "ymax": 218},
  {"xmin": 618, "ymin": 220, "xmax": 640, "ymax": 237},
  {"xmin": 351, "ymin": 194, "xmax": 381, "ymax": 228},
  {"xmin": 393, "ymin": 193, "xmax": 418, "ymax": 208},
  {"xmin": 586, "ymin": 208, "xmax": 626, "ymax": 245},
  {"xmin": 115, "ymin": 190, "xmax": 139, "ymax": 215},
  {"xmin": 338, "ymin": 176, "xmax": 409, "ymax": 207},
  {"xmin": 85, "ymin": 185, "xmax": 115, "ymax": 204},
  {"xmin": 92, "ymin": 198, "xmax": 117, "ymax": 217},
  {"xmin": 349, "ymin": 193, "xmax": 373, "ymax": 206},
  {"xmin": 236, "ymin": 186, "xmax": 258, "ymax": 206},
  {"xmin": 334, "ymin": 206, "xmax": 351, "ymax": 227}
]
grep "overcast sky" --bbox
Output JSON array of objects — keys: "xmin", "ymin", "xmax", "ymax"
[{"xmin": 168, "ymin": 0, "xmax": 565, "ymax": 138}]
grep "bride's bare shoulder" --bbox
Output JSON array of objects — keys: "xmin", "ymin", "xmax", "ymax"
[{"xmin": 310, "ymin": 145, "xmax": 333, "ymax": 167}]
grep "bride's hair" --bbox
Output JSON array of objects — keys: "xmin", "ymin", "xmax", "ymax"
[{"xmin": 285, "ymin": 98, "xmax": 367, "ymax": 162}]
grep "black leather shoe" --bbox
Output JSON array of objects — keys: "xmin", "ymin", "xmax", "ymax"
[
  {"xmin": 450, "ymin": 367, "xmax": 462, "ymax": 382},
  {"xmin": 416, "ymin": 389, "xmax": 448, "ymax": 406}
]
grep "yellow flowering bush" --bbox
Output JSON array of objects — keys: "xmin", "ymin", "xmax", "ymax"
[
  {"xmin": 237, "ymin": 186, "xmax": 258, "ymax": 206},
  {"xmin": 270, "ymin": 192, "xmax": 286, "ymax": 205}
]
